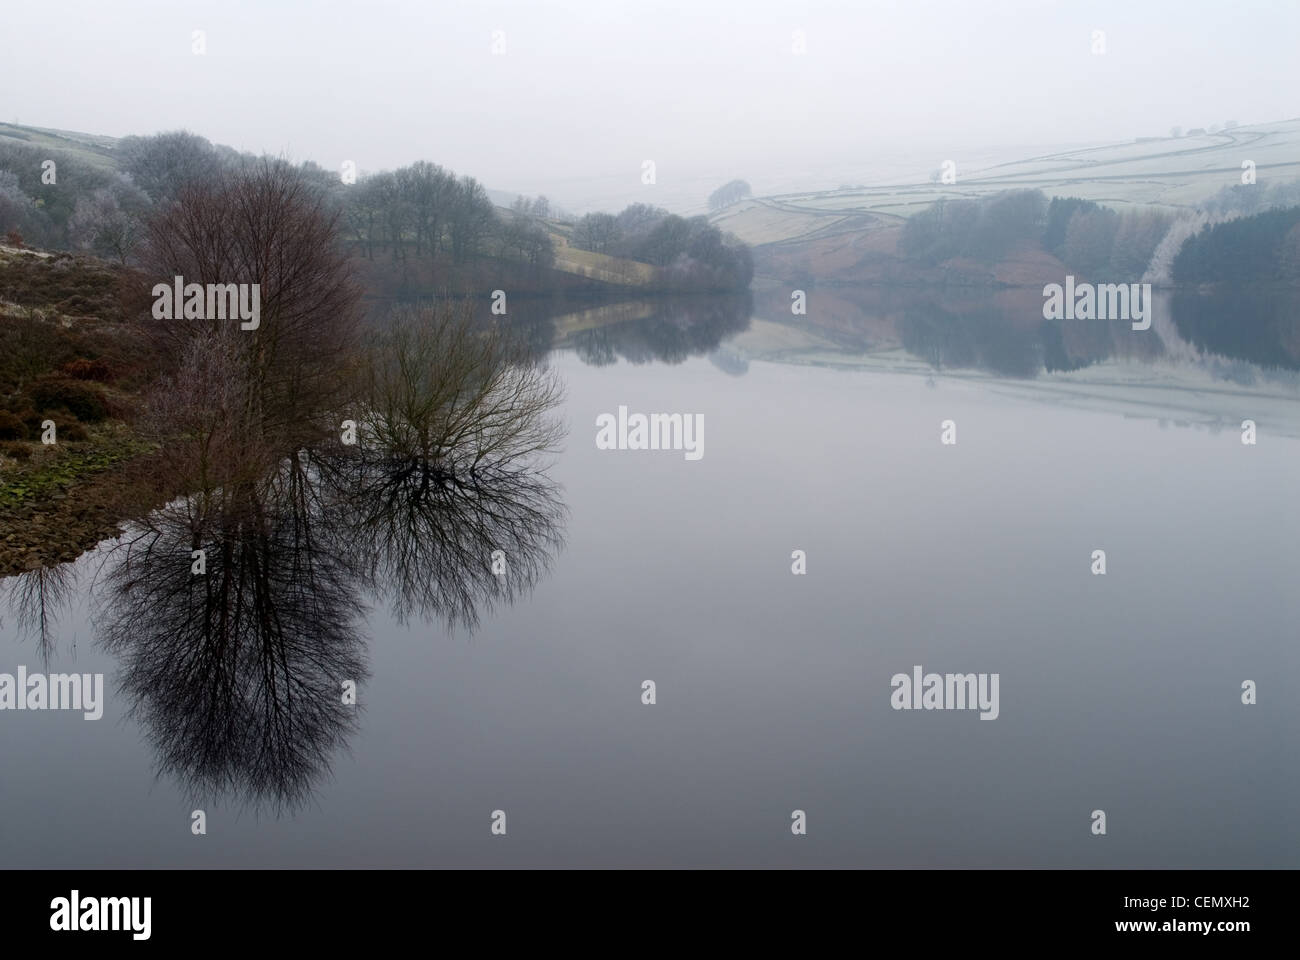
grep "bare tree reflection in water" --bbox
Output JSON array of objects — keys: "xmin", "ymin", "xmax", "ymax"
[
  {"xmin": 318, "ymin": 301, "xmax": 567, "ymax": 629},
  {"xmin": 89, "ymin": 301, "xmax": 567, "ymax": 813},
  {"xmin": 0, "ymin": 563, "xmax": 78, "ymax": 664},
  {"xmin": 315, "ymin": 447, "xmax": 565, "ymax": 631},
  {"xmin": 96, "ymin": 461, "xmax": 369, "ymax": 814}
]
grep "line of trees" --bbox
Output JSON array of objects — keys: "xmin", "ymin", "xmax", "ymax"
[
  {"xmin": 1042, "ymin": 197, "xmax": 1175, "ymax": 277},
  {"xmin": 1172, "ymin": 206, "xmax": 1300, "ymax": 284},
  {"xmin": 2, "ymin": 129, "xmax": 755, "ymax": 294},
  {"xmin": 900, "ymin": 189, "xmax": 1047, "ymax": 264},
  {"xmin": 900, "ymin": 188, "xmax": 1178, "ymax": 279},
  {"xmin": 708, "ymin": 179, "xmax": 751, "ymax": 211},
  {"xmin": 0, "ymin": 132, "xmax": 556, "ymax": 280},
  {"xmin": 2, "ymin": 128, "xmax": 759, "ymax": 291},
  {"xmin": 341, "ymin": 161, "xmax": 552, "ymax": 271},
  {"xmin": 570, "ymin": 203, "xmax": 753, "ymax": 291}
]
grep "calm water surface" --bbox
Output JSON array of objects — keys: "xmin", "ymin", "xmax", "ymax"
[{"xmin": 2, "ymin": 288, "xmax": 1297, "ymax": 867}]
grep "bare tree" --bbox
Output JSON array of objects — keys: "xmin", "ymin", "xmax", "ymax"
[
  {"xmin": 67, "ymin": 182, "xmax": 148, "ymax": 264},
  {"xmin": 447, "ymin": 176, "xmax": 495, "ymax": 262},
  {"xmin": 140, "ymin": 159, "xmax": 364, "ymax": 452},
  {"xmin": 571, "ymin": 212, "xmax": 620, "ymax": 253},
  {"xmin": 117, "ymin": 130, "xmax": 224, "ymax": 204},
  {"xmin": 358, "ymin": 300, "xmax": 565, "ymax": 473},
  {"xmin": 317, "ymin": 299, "xmax": 567, "ymax": 628},
  {"xmin": 0, "ymin": 170, "xmax": 46, "ymax": 245}
]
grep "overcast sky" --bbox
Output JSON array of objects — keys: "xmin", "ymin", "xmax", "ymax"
[{"xmin": 4, "ymin": 0, "xmax": 1297, "ymax": 211}]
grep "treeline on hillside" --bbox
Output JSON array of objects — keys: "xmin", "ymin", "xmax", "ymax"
[
  {"xmin": 342, "ymin": 162, "xmax": 552, "ymax": 270},
  {"xmin": 1172, "ymin": 206, "xmax": 1300, "ymax": 284},
  {"xmin": 900, "ymin": 189, "xmax": 1173, "ymax": 278},
  {"xmin": 569, "ymin": 204, "xmax": 753, "ymax": 292},
  {"xmin": 1201, "ymin": 179, "xmax": 1300, "ymax": 217},
  {"xmin": 899, "ymin": 186, "xmax": 1300, "ymax": 284},
  {"xmin": 0, "ymin": 132, "xmax": 551, "ymax": 287},
  {"xmin": 900, "ymin": 190, "xmax": 1048, "ymax": 263},
  {"xmin": 0, "ymin": 138, "xmax": 150, "ymax": 260},
  {"xmin": 0, "ymin": 130, "xmax": 754, "ymax": 295},
  {"xmin": 1039, "ymin": 198, "xmax": 1174, "ymax": 276}
]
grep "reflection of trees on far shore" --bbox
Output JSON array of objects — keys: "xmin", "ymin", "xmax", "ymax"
[
  {"xmin": 895, "ymin": 299, "xmax": 1170, "ymax": 379},
  {"xmin": 374, "ymin": 292, "xmax": 753, "ymax": 368},
  {"xmin": 1172, "ymin": 287, "xmax": 1300, "ymax": 371},
  {"xmin": 557, "ymin": 293, "xmax": 753, "ymax": 366}
]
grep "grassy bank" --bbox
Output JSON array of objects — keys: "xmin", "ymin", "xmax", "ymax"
[{"xmin": 0, "ymin": 243, "xmax": 162, "ymax": 573}]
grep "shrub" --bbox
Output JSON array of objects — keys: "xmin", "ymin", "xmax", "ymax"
[
  {"xmin": 28, "ymin": 376, "xmax": 108, "ymax": 422},
  {"xmin": 59, "ymin": 357, "xmax": 114, "ymax": 381},
  {"xmin": 58, "ymin": 421, "xmax": 90, "ymax": 441},
  {"xmin": 0, "ymin": 410, "xmax": 27, "ymax": 440},
  {"xmin": 20, "ymin": 410, "xmax": 44, "ymax": 435},
  {"xmin": 1, "ymin": 441, "xmax": 32, "ymax": 459}
]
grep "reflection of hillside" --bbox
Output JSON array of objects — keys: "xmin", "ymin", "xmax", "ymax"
[
  {"xmin": 747, "ymin": 284, "xmax": 1167, "ymax": 377},
  {"xmin": 554, "ymin": 293, "xmax": 753, "ymax": 366},
  {"xmin": 1172, "ymin": 287, "xmax": 1300, "ymax": 371},
  {"xmin": 732, "ymin": 284, "xmax": 1300, "ymax": 434},
  {"xmin": 718, "ymin": 120, "xmax": 1300, "ymax": 246}
]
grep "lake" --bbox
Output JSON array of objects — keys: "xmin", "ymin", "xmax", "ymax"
[{"xmin": 2, "ymin": 286, "xmax": 1297, "ymax": 867}]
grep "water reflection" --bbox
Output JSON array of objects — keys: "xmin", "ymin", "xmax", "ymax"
[
  {"xmin": 1171, "ymin": 286, "xmax": 1300, "ymax": 371},
  {"xmin": 96, "ymin": 459, "xmax": 368, "ymax": 813},
  {"xmin": 86, "ymin": 436, "xmax": 566, "ymax": 812},
  {"xmin": 4, "ymin": 282, "xmax": 1299, "ymax": 828},
  {"xmin": 474, "ymin": 292, "xmax": 753, "ymax": 366},
  {"xmin": 315, "ymin": 444, "xmax": 566, "ymax": 630},
  {"xmin": 0, "ymin": 302, "xmax": 571, "ymax": 814},
  {"xmin": 468, "ymin": 285, "xmax": 1300, "ymax": 385},
  {"xmin": 560, "ymin": 293, "xmax": 753, "ymax": 366},
  {"xmin": 0, "ymin": 564, "xmax": 77, "ymax": 664},
  {"xmin": 743, "ymin": 283, "xmax": 1300, "ymax": 388}
]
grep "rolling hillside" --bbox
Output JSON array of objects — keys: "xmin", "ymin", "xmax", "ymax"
[{"xmin": 712, "ymin": 119, "xmax": 1300, "ymax": 248}]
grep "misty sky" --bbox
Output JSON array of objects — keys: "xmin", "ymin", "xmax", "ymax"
[{"xmin": 4, "ymin": 0, "xmax": 1297, "ymax": 212}]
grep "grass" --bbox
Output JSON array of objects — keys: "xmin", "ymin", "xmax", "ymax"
[
  {"xmin": 0, "ymin": 425, "xmax": 153, "ymax": 510},
  {"xmin": 0, "ymin": 122, "xmax": 121, "ymax": 173},
  {"xmin": 550, "ymin": 235, "xmax": 658, "ymax": 286},
  {"xmin": 0, "ymin": 241, "xmax": 158, "ymax": 570}
]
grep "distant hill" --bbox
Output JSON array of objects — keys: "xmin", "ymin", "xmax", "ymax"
[
  {"xmin": 712, "ymin": 119, "xmax": 1300, "ymax": 247},
  {"xmin": 0, "ymin": 122, "xmax": 120, "ymax": 171},
  {"xmin": 0, "ymin": 122, "xmax": 541, "ymax": 211}
]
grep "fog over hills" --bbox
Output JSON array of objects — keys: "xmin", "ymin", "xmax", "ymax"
[{"xmin": 5, "ymin": 0, "xmax": 1298, "ymax": 213}]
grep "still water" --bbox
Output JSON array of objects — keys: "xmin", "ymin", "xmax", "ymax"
[{"xmin": 2, "ymin": 287, "xmax": 1297, "ymax": 867}]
